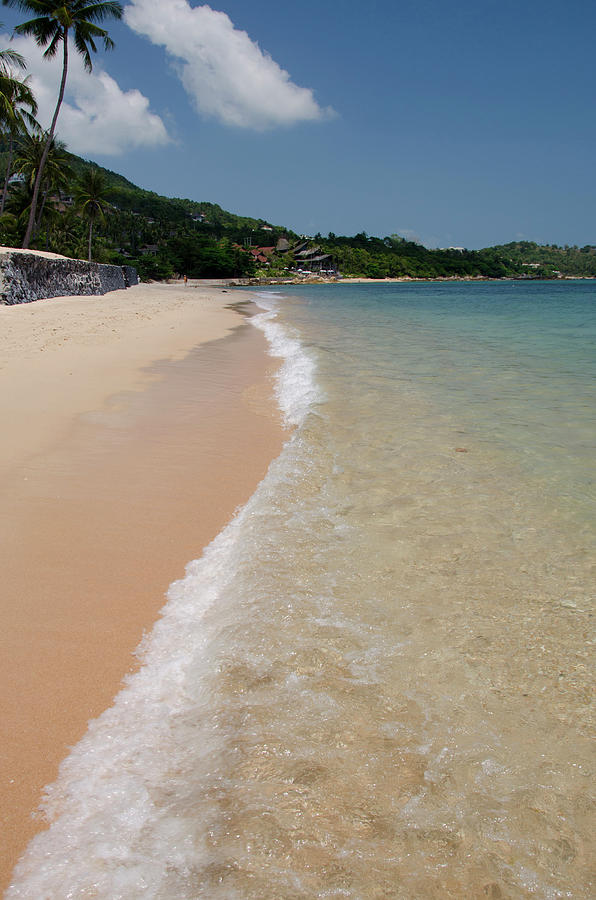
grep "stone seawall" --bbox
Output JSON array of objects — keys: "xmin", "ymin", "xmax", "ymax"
[{"xmin": 0, "ymin": 250, "xmax": 139, "ymax": 305}]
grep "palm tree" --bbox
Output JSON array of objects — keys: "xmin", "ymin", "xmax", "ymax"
[
  {"xmin": 2, "ymin": 0, "xmax": 123, "ymax": 248},
  {"xmin": 0, "ymin": 34, "xmax": 29, "ymax": 107},
  {"xmin": 0, "ymin": 37, "xmax": 35, "ymax": 112},
  {"xmin": 13, "ymin": 129, "xmax": 71, "ymax": 239},
  {"xmin": 0, "ymin": 42, "xmax": 31, "ymax": 117},
  {"xmin": 45, "ymin": 204, "xmax": 81, "ymax": 256},
  {"xmin": 0, "ymin": 30, "xmax": 38, "ymax": 214},
  {"xmin": 15, "ymin": 129, "xmax": 69, "ymax": 189},
  {"xmin": 0, "ymin": 75, "xmax": 38, "ymax": 213},
  {"xmin": 74, "ymin": 165, "xmax": 109, "ymax": 261}
]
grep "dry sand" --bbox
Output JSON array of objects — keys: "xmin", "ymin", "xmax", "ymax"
[{"xmin": 0, "ymin": 281, "xmax": 285, "ymax": 890}]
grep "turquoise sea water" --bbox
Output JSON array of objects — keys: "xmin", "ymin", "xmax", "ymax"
[
  {"xmin": 8, "ymin": 280, "xmax": 595, "ymax": 899},
  {"xmin": 274, "ymin": 280, "xmax": 595, "ymax": 524}
]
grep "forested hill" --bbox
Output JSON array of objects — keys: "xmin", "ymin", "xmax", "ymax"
[
  {"xmin": 1, "ymin": 144, "xmax": 594, "ymax": 280},
  {"xmin": 309, "ymin": 235, "xmax": 596, "ymax": 280},
  {"xmin": 0, "ymin": 144, "xmax": 294, "ymax": 279},
  {"xmin": 485, "ymin": 241, "xmax": 596, "ymax": 278},
  {"xmin": 63, "ymin": 152, "xmax": 290, "ymax": 234}
]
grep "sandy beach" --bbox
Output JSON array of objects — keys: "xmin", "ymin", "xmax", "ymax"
[{"xmin": 0, "ymin": 281, "xmax": 285, "ymax": 890}]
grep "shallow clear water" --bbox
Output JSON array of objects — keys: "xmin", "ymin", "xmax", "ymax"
[{"xmin": 8, "ymin": 281, "xmax": 595, "ymax": 899}]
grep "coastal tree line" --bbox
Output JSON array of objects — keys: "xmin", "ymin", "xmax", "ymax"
[
  {"xmin": 2, "ymin": 122, "xmax": 595, "ymax": 280},
  {"xmin": 297, "ymin": 235, "xmax": 596, "ymax": 280},
  {"xmin": 0, "ymin": 4, "xmax": 595, "ymax": 280}
]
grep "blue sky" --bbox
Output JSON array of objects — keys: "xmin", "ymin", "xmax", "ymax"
[{"xmin": 2, "ymin": 0, "xmax": 595, "ymax": 248}]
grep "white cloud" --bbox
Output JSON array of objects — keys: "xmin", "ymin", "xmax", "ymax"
[
  {"xmin": 4, "ymin": 33, "xmax": 170, "ymax": 155},
  {"xmin": 124, "ymin": 0, "xmax": 333, "ymax": 129}
]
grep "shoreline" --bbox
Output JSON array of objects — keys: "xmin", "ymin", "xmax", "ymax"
[
  {"xmin": 0, "ymin": 283, "xmax": 285, "ymax": 890},
  {"xmin": 229, "ymin": 274, "xmax": 596, "ymax": 288}
]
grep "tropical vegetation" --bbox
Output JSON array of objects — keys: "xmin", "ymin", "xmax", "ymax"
[
  {"xmin": 305, "ymin": 234, "xmax": 596, "ymax": 280},
  {"xmin": 74, "ymin": 164, "xmax": 108, "ymax": 260},
  {"xmin": 1, "ymin": 0, "xmax": 123, "ymax": 248},
  {"xmin": 0, "ymin": 38, "xmax": 37, "ymax": 213}
]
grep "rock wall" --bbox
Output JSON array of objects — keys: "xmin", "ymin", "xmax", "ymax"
[
  {"xmin": 0, "ymin": 251, "xmax": 139, "ymax": 306},
  {"xmin": 122, "ymin": 266, "xmax": 139, "ymax": 289}
]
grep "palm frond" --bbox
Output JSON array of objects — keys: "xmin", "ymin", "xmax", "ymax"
[
  {"xmin": 0, "ymin": 48, "xmax": 26, "ymax": 71},
  {"xmin": 0, "ymin": 68, "xmax": 38, "ymax": 130},
  {"xmin": 1, "ymin": 3, "xmax": 53, "ymax": 13},
  {"xmin": 14, "ymin": 16, "xmax": 59, "ymax": 47},
  {"xmin": 43, "ymin": 29, "xmax": 62, "ymax": 59},
  {"xmin": 76, "ymin": 2, "xmax": 123, "ymax": 24},
  {"xmin": 19, "ymin": 107, "xmax": 39, "ymax": 131},
  {"xmin": 74, "ymin": 27, "xmax": 96, "ymax": 65}
]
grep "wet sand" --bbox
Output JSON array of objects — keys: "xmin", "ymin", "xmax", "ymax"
[{"xmin": 0, "ymin": 283, "xmax": 285, "ymax": 890}]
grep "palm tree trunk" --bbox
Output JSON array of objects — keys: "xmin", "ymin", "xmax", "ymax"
[
  {"xmin": 35, "ymin": 190, "xmax": 48, "ymax": 239},
  {"xmin": 88, "ymin": 218, "xmax": 93, "ymax": 262},
  {"xmin": 1, "ymin": 135, "xmax": 14, "ymax": 215},
  {"xmin": 22, "ymin": 30, "xmax": 68, "ymax": 249}
]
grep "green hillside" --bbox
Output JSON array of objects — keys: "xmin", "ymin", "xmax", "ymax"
[
  {"xmin": 1, "ymin": 145, "xmax": 594, "ymax": 281},
  {"xmin": 0, "ymin": 144, "xmax": 293, "ymax": 279},
  {"xmin": 483, "ymin": 241, "xmax": 596, "ymax": 278},
  {"xmin": 305, "ymin": 235, "xmax": 596, "ymax": 280}
]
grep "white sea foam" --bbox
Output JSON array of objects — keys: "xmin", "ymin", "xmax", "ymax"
[
  {"xmin": 9, "ymin": 513, "xmax": 248, "ymax": 897},
  {"xmin": 251, "ymin": 291, "xmax": 322, "ymax": 427},
  {"xmin": 7, "ymin": 294, "xmax": 319, "ymax": 899}
]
